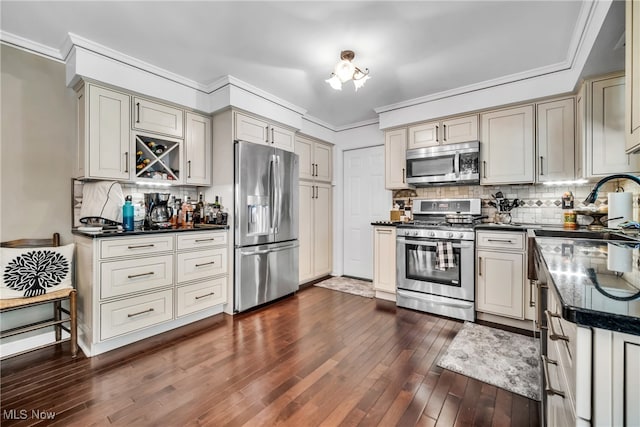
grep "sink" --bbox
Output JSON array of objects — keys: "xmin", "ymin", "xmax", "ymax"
[{"xmin": 533, "ymin": 229, "xmax": 639, "ymax": 242}]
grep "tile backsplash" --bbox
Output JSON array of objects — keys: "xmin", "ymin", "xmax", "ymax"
[
  {"xmin": 72, "ymin": 180, "xmax": 200, "ymax": 227},
  {"xmin": 393, "ymin": 181, "xmax": 640, "ymax": 226}
]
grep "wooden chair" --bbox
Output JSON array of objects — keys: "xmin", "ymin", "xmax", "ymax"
[{"xmin": 1, "ymin": 232, "xmax": 78, "ymax": 359}]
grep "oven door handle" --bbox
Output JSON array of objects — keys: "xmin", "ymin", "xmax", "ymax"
[
  {"xmin": 396, "ymin": 237, "xmax": 473, "ymax": 250},
  {"xmin": 397, "ymin": 289, "xmax": 474, "ymax": 310}
]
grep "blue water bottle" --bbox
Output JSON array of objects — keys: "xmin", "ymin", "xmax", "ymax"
[{"xmin": 123, "ymin": 195, "xmax": 134, "ymax": 231}]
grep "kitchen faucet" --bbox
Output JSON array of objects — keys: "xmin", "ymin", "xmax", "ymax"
[{"xmin": 584, "ymin": 173, "xmax": 640, "ymax": 204}]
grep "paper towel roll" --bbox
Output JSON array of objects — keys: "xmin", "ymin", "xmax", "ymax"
[
  {"xmin": 607, "ymin": 243, "xmax": 632, "ymax": 272},
  {"xmin": 608, "ymin": 192, "xmax": 632, "ymax": 228}
]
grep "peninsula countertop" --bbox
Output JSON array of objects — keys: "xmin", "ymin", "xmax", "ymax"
[{"xmin": 534, "ymin": 234, "xmax": 640, "ymax": 336}]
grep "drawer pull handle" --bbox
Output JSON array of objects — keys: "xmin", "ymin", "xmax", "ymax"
[
  {"xmin": 127, "ymin": 308, "xmax": 154, "ymax": 318},
  {"xmin": 545, "ymin": 310, "xmax": 569, "ymax": 342},
  {"xmin": 127, "ymin": 244, "xmax": 155, "ymax": 249},
  {"xmin": 195, "ymin": 238, "xmax": 216, "ymax": 242},
  {"xmin": 195, "ymin": 261, "xmax": 215, "ymax": 267},
  {"xmin": 541, "ymin": 355, "xmax": 565, "ymax": 398},
  {"xmin": 487, "ymin": 239, "xmax": 514, "ymax": 243},
  {"xmin": 127, "ymin": 272, "xmax": 154, "ymax": 279},
  {"xmin": 195, "ymin": 292, "xmax": 215, "ymax": 300}
]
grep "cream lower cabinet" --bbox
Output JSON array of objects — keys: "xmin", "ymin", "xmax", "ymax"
[
  {"xmin": 373, "ymin": 226, "xmax": 396, "ymax": 301},
  {"xmin": 480, "ymin": 105, "xmax": 535, "ymax": 185},
  {"xmin": 74, "ymin": 230, "xmax": 228, "ymax": 356},
  {"xmin": 476, "ymin": 231, "xmax": 526, "ymax": 319},
  {"xmin": 299, "ymin": 181, "xmax": 332, "ymax": 284}
]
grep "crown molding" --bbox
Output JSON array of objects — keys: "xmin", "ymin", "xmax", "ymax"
[
  {"xmin": 0, "ymin": 30, "xmax": 64, "ymax": 62},
  {"xmin": 376, "ymin": 0, "xmax": 605, "ymax": 116},
  {"xmin": 65, "ymin": 33, "xmax": 207, "ymax": 92}
]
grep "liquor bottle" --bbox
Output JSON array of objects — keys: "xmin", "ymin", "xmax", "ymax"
[
  {"xmin": 175, "ymin": 198, "xmax": 183, "ymax": 226},
  {"xmin": 182, "ymin": 196, "xmax": 194, "ymax": 226},
  {"xmin": 196, "ymin": 193, "xmax": 205, "ymax": 224},
  {"xmin": 122, "ymin": 195, "xmax": 134, "ymax": 231}
]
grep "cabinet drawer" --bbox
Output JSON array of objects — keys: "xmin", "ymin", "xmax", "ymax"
[
  {"xmin": 177, "ymin": 231, "xmax": 227, "ymax": 250},
  {"xmin": 100, "ymin": 290, "xmax": 173, "ymax": 340},
  {"xmin": 544, "ymin": 344, "xmax": 576, "ymax": 426},
  {"xmin": 177, "ymin": 248, "xmax": 227, "ymax": 283},
  {"xmin": 100, "ymin": 255, "xmax": 173, "ymax": 299},
  {"xmin": 100, "ymin": 236, "xmax": 174, "ymax": 259},
  {"xmin": 476, "ymin": 231, "xmax": 525, "ymax": 250},
  {"xmin": 176, "ymin": 277, "xmax": 226, "ymax": 317},
  {"xmin": 133, "ymin": 97, "xmax": 184, "ymax": 138}
]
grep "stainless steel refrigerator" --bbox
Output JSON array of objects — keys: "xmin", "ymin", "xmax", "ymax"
[{"xmin": 234, "ymin": 140, "xmax": 299, "ymax": 312}]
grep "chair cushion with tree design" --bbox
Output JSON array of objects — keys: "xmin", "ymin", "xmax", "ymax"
[{"xmin": 1, "ymin": 244, "xmax": 74, "ymax": 299}]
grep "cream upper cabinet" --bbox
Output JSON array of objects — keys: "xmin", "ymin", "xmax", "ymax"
[
  {"xmin": 578, "ymin": 74, "xmax": 640, "ymax": 177},
  {"xmin": 299, "ymin": 181, "xmax": 332, "ymax": 284},
  {"xmin": 234, "ymin": 111, "xmax": 295, "ymax": 152},
  {"xmin": 77, "ymin": 84, "xmax": 131, "ymax": 180},
  {"xmin": 480, "ymin": 105, "xmax": 535, "ymax": 185},
  {"xmin": 536, "ymin": 97, "xmax": 575, "ymax": 182},
  {"xmin": 184, "ymin": 112, "xmax": 212, "ymax": 186},
  {"xmin": 626, "ymin": 0, "xmax": 640, "ymax": 153},
  {"xmin": 295, "ymin": 136, "xmax": 332, "ymax": 182},
  {"xmin": 408, "ymin": 114, "xmax": 478, "ymax": 149},
  {"xmin": 373, "ymin": 226, "xmax": 396, "ymax": 301},
  {"xmin": 385, "ymin": 128, "xmax": 412, "ymax": 189},
  {"xmin": 575, "ymin": 83, "xmax": 586, "ymax": 179},
  {"xmin": 133, "ymin": 97, "xmax": 184, "ymax": 138}
]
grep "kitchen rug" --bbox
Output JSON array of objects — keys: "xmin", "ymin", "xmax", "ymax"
[
  {"xmin": 437, "ymin": 321, "xmax": 541, "ymax": 401},
  {"xmin": 314, "ymin": 276, "xmax": 375, "ymax": 298}
]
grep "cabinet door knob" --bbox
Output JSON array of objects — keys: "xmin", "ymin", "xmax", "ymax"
[
  {"xmin": 540, "ymin": 156, "xmax": 544, "ymax": 175},
  {"xmin": 124, "ymin": 152, "xmax": 129, "ymax": 173},
  {"xmin": 483, "ymin": 161, "xmax": 487, "ymax": 179},
  {"xmin": 136, "ymin": 102, "xmax": 140, "ymax": 123},
  {"xmin": 188, "ymin": 160, "xmax": 192, "ymax": 178},
  {"xmin": 402, "ymin": 168, "xmax": 406, "ymax": 183},
  {"xmin": 435, "ymin": 125, "xmax": 439, "ymax": 143}
]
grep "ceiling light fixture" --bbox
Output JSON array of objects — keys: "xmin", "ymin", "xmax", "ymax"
[{"xmin": 326, "ymin": 50, "xmax": 370, "ymax": 91}]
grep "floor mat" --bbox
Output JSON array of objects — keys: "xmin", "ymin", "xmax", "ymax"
[
  {"xmin": 437, "ymin": 321, "xmax": 541, "ymax": 401},
  {"xmin": 314, "ymin": 276, "xmax": 375, "ymax": 298}
]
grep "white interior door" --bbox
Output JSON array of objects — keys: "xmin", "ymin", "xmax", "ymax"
[{"xmin": 343, "ymin": 146, "xmax": 391, "ymax": 280}]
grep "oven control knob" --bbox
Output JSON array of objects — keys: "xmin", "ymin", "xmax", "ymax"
[
  {"xmin": 458, "ymin": 233, "xmax": 465, "ymax": 239},
  {"xmin": 412, "ymin": 231, "xmax": 419, "ymax": 236},
  {"xmin": 428, "ymin": 231, "xmax": 435, "ymax": 237},
  {"xmin": 447, "ymin": 232, "xmax": 454, "ymax": 238}
]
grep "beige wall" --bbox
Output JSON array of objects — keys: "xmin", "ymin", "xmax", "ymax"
[
  {"xmin": 1, "ymin": 44, "xmax": 76, "ymax": 244},
  {"xmin": 1, "ymin": 45, "xmax": 76, "ymax": 348}
]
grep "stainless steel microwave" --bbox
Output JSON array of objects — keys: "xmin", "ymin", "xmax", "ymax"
[{"xmin": 405, "ymin": 141, "xmax": 480, "ymax": 186}]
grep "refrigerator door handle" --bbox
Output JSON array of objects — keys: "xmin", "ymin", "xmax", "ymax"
[
  {"xmin": 240, "ymin": 243, "xmax": 300, "ymax": 256},
  {"xmin": 269, "ymin": 154, "xmax": 277, "ymax": 233},
  {"xmin": 274, "ymin": 155, "xmax": 282, "ymax": 234}
]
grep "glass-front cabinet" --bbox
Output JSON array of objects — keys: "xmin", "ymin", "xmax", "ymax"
[{"xmin": 133, "ymin": 131, "xmax": 183, "ymax": 183}]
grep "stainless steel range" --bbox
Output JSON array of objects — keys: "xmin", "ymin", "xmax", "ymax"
[{"xmin": 396, "ymin": 198, "xmax": 482, "ymax": 321}]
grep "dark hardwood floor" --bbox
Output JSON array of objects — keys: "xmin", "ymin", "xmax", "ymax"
[{"xmin": 1, "ymin": 286, "xmax": 540, "ymax": 426}]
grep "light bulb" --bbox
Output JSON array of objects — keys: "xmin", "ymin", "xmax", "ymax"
[{"xmin": 326, "ymin": 75, "xmax": 342, "ymax": 90}]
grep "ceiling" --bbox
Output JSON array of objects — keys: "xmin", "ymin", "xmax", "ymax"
[{"xmin": 0, "ymin": 1, "xmax": 626, "ymax": 129}]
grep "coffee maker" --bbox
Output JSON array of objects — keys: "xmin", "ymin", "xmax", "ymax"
[{"xmin": 144, "ymin": 193, "xmax": 172, "ymax": 229}]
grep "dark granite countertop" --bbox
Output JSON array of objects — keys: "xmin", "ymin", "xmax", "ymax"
[
  {"xmin": 72, "ymin": 224, "xmax": 229, "ymax": 238},
  {"xmin": 370, "ymin": 221, "xmax": 402, "ymax": 226},
  {"xmin": 535, "ymin": 236, "xmax": 640, "ymax": 336}
]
